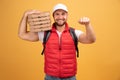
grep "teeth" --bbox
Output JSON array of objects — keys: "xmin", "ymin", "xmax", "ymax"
[{"xmin": 57, "ymin": 19, "xmax": 63, "ymax": 21}]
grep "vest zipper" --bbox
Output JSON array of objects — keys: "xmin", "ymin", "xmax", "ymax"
[
  {"xmin": 59, "ymin": 35, "xmax": 62, "ymax": 50},
  {"xmin": 59, "ymin": 53, "xmax": 61, "ymax": 77},
  {"xmin": 59, "ymin": 33, "xmax": 62, "ymax": 77}
]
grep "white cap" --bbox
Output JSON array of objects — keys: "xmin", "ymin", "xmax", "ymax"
[{"xmin": 53, "ymin": 3, "xmax": 68, "ymax": 13}]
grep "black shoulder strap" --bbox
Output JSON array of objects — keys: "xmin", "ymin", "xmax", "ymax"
[
  {"xmin": 69, "ymin": 27, "xmax": 79, "ymax": 57},
  {"xmin": 41, "ymin": 30, "xmax": 51, "ymax": 55}
]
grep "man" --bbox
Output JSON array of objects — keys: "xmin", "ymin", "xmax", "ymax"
[{"xmin": 18, "ymin": 3, "xmax": 96, "ymax": 80}]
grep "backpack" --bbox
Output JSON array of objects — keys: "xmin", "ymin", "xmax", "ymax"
[{"xmin": 41, "ymin": 27, "xmax": 79, "ymax": 57}]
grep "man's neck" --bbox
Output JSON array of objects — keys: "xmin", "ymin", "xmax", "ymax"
[{"xmin": 56, "ymin": 25, "xmax": 65, "ymax": 32}]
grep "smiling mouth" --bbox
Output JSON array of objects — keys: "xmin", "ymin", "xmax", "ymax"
[{"xmin": 57, "ymin": 19, "xmax": 64, "ymax": 21}]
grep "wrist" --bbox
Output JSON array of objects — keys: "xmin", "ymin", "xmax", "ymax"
[{"xmin": 85, "ymin": 23, "xmax": 91, "ymax": 27}]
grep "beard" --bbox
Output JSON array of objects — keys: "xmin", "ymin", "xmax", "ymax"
[
  {"xmin": 55, "ymin": 21, "xmax": 66, "ymax": 26},
  {"xmin": 54, "ymin": 19, "xmax": 66, "ymax": 27}
]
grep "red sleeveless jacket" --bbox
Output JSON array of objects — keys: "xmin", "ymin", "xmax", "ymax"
[{"xmin": 44, "ymin": 23, "xmax": 77, "ymax": 78}]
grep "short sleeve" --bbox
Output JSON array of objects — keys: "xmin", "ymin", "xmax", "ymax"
[
  {"xmin": 38, "ymin": 31, "xmax": 44, "ymax": 42},
  {"xmin": 75, "ymin": 30, "xmax": 83, "ymax": 40}
]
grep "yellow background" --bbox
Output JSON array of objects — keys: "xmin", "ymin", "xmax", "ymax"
[{"xmin": 0, "ymin": 0, "xmax": 120, "ymax": 80}]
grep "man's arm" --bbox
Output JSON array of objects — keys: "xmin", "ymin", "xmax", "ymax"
[
  {"xmin": 18, "ymin": 10, "xmax": 40, "ymax": 42},
  {"xmin": 78, "ymin": 17, "xmax": 96, "ymax": 43}
]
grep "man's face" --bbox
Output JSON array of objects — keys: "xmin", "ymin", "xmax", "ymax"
[{"xmin": 53, "ymin": 9, "xmax": 68, "ymax": 26}]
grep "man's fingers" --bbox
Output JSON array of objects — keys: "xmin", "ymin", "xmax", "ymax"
[
  {"xmin": 80, "ymin": 17, "xmax": 89, "ymax": 22},
  {"xmin": 79, "ymin": 17, "xmax": 90, "ymax": 25}
]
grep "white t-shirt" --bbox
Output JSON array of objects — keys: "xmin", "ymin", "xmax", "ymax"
[{"xmin": 38, "ymin": 30, "xmax": 83, "ymax": 43}]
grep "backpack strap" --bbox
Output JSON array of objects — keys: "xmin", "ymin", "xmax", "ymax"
[
  {"xmin": 41, "ymin": 30, "xmax": 51, "ymax": 55},
  {"xmin": 69, "ymin": 27, "xmax": 79, "ymax": 57}
]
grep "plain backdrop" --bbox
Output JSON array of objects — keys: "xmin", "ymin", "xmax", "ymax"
[{"xmin": 0, "ymin": 0, "xmax": 120, "ymax": 80}]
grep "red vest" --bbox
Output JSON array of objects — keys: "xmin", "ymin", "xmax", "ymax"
[{"xmin": 44, "ymin": 23, "xmax": 77, "ymax": 78}]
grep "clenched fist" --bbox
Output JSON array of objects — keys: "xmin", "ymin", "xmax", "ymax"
[{"xmin": 78, "ymin": 17, "xmax": 90, "ymax": 26}]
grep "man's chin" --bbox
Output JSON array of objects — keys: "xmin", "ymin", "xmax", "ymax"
[{"xmin": 55, "ymin": 22, "xmax": 66, "ymax": 26}]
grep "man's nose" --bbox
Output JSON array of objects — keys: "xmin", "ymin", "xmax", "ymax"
[{"xmin": 58, "ymin": 15, "xmax": 63, "ymax": 19}]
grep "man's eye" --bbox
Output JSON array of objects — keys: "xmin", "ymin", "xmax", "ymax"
[
  {"xmin": 62, "ymin": 13, "xmax": 65, "ymax": 15},
  {"xmin": 55, "ymin": 13, "xmax": 59, "ymax": 15}
]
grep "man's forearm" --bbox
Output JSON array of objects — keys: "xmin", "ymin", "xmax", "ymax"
[
  {"xmin": 18, "ymin": 13, "xmax": 28, "ymax": 39},
  {"xmin": 85, "ymin": 23, "xmax": 96, "ymax": 43},
  {"xmin": 78, "ymin": 17, "xmax": 96, "ymax": 43},
  {"xmin": 18, "ymin": 10, "xmax": 40, "ymax": 41}
]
